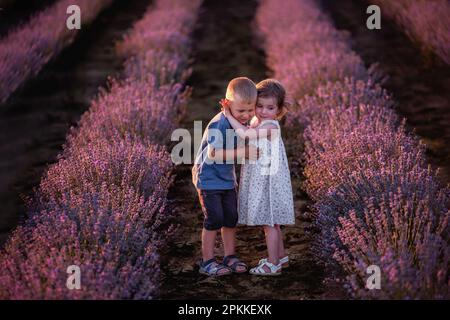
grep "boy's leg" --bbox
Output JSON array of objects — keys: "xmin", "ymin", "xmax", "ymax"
[
  {"xmin": 221, "ymin": 227, "xmax": 236, "ymax": 257},
  {"xmin": 222, "ymin": 227, "xmax": 246, "ymax": 272},
  {"xmin": 202, "ymin": 228, "xmax": 217, "ymax": 262},
  {"xmin": 275, "ymin": 224, "xmax": 286, "ymax": 258},
  {"xmin": 263, "ymin": 225, "xmax": 280, "ymax": 266},
  {"xmin": 221, "ymin": 188, "xmax": 239, "ymax": 256},
  {"xmin": 221, "ymin": 188, "xmax": 246, "ymax": 272},
  {"xmin": 197, "ymin": 190, "xmax": 224, "ymax": 262}
]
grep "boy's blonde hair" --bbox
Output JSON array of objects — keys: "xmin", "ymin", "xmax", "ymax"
[
  {"xmin": 256, "ymin": 78, "xmax": 290, "ymax": 120},
  {"xmin": 225, "ymin": 77, "xmax": 257, "ymax": 103}
]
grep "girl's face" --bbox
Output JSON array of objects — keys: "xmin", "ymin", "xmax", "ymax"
[{"xmin": 255, "ymin": 96, "xmax": 279, "ymax": 121}]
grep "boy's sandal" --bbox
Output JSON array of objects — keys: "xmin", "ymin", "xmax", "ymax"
[
  {"xmin": 258, "ymin": 256, "xmax": 289, "ymax": 268},
  {"xmin": 199, "ymin": 258, "xmax": 232, "ymax": 277},
  {"xmin": 249, "ymin": 260, "xmax": 282, "ymax": 276},
  {"xmin": 223, "ymin": 255, "xmax": 248, "ymax": 273}
]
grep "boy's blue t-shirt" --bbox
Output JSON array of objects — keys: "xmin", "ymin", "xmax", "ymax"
[{"xmin": 192, "ymin": 112, "xmax": 238, "ymax": 190}]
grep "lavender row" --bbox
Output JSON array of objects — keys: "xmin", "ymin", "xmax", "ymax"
[
  {"xmin": 0, "ymin": 0, "xmax": 201, "ymax": 299},
  {"xmin": 373, "ymin": 0, "xmax": 450, "ymax": 65},
  {"xmin": 0, "ymin": 0, "xmax": 113, "ymax": 104},
  {"xmin": 256, "ymin": 0, "xmax": 449, "ymax": 299}
]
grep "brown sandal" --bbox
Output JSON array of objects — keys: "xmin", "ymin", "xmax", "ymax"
[
  {"xmin": 199, "ymin": 258, "xmax": 232, "ymax": 276},
  {"xmin": 223, "ymin": 255, "xmax": 248, "ymax": 273}
]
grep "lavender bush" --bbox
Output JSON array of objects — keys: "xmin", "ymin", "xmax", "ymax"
[
  {"xmin": 0, "ymin": 185, "xmax": 164, "ymax": 299},
  {"xmin": 36, "ymin": 136, "xmax": 173, "ymax": 209},
  {"xmin": 336, "ymin": 188, "xmax": 449, "ymax": 299},
  {"xmin": 0, "ymin": 0, "xmax": 113, "ymax": 104},
  {"xmin": 63, "ymin": 77, "xmax": 189, "ymax": 152},
  {"xmin": 373, "ymin": 0, "xmax": 450, "ymax": 64},
  {"xmin": 0, "ymin": 0, "xmax": 201, "ymax": 299},
  {"xmin": 117, "ymin": 0, "xmax": 200, "ymax": 85},
  {"xmin": 255, "ymin": 0, "xmax": 367, "ymax": 98},
  {"xmin": 256, "ymin": 0, "xmax": 450, "ymax": 299},
  {"xmin": 286, "ymin": 78, "xmax": 393, "ymax": 137}
]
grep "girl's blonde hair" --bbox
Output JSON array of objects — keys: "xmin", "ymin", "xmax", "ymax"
[
  {"xmin": 225, "ymin": 77, "xmax": 257, "ymax": 103},
  {"xmin": 256, "ymin": 79, "xmax": 290, "ymax": 120}
]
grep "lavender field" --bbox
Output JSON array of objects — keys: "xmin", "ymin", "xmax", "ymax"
[{"xmin": 0, "ymin": 0, "xmax": 448, "ymax": 300}]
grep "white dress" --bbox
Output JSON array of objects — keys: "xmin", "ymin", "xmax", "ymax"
[{"xmin": 238, "ymin": 119, "xmax": 295, "ymax": 226}]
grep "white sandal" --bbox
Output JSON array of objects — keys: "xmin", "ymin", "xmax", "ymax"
[
  {"xmin": 249, "ymin": 260, "xmax": 282, "ymax": 276},
  {"xmin": 258, "ymin": 256, "xmax": 289, "ymax": 268}
]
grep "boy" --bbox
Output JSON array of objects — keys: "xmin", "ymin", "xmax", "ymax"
[{"xmin": 192, "ymin": 77, "xmax": 259, "ymax": 276}]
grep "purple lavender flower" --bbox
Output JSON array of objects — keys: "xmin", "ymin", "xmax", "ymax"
[
  {"xmin": 256, "ymin": 0, "xmax": 450, "ymax": 299},
  {"xmin": 0, "ymin": 0, "xmax": 201, "ymax": 299}
]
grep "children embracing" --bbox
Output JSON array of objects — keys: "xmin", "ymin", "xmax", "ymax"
[{"xmin": 192, "ymin": 77, "xmax": 295, "ymax": 277}]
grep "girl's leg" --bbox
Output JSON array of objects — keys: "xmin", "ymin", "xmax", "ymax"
[
  {"xmin": 275, "ymin": 224, "xmax": 286, "ymax": 259},
  {"xmin": 263, "ymin": 225, "xmax": 280, "ymax": 266}
]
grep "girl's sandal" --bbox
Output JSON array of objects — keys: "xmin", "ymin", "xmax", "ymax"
[
  {"xmin": 249, "ymin": 260, "xmax": 282, "ymax": 276},
  {"xmin": 199, "ymin": 258, "xmax": 232, "ymax": 277},
  {"xmin": 258, "ymin": 256, "xmax": 289, "ymax": 268},
  {"xmin": 223, "ymin": 255, "xmax": 248, "ymax": 274}
]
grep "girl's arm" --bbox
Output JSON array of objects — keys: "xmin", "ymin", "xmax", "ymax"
[
  {"xmin": 221, "ymin": 103, "xmax": 277, "ymax": 140},
  {"xmin": 207, "ymin": 144, "xmax": 260, "ymax": 163}
]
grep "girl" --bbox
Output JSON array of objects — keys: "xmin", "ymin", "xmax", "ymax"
[{"xmin": 221, "ymin": 78, "xmax": 295, "ymax": 276}]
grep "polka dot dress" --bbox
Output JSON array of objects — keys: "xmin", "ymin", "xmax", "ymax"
[{"xmin": 238, "ymin": 120, "xmax": 295, "ymax": 226}]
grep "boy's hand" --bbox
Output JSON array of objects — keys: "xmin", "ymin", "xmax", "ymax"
[{"xmin": 245, "ymin": 144, "xmax": 260, "ymax": 161}]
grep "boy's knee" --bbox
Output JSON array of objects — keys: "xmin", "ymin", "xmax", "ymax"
[
  {"xmin": 204, "ymin": 215, "xmax": 224, "ymax": 230},
  {"xmin": 222, "ymin": 189, "xmax": 238, "ymax": 228},
  {"xmin": 198, "ymin": 189, "xmax": 225, "ymax": 230},
  {"xmin": 223, "ymin": 209, "xmax": 237, "ymax": 228}
]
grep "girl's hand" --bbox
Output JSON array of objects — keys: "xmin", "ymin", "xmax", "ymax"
[
  {"xmin": 219, "ymin": 99, "xmax": 231, "ymax": 117},
  {"xmin": 249, "ymin": 116, "xmax": 259, "ymax": 128}
]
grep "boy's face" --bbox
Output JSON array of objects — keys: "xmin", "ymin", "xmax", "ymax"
[{"xmin": 228, "ymin": 95, "xmax": 255, "ymax": 124}]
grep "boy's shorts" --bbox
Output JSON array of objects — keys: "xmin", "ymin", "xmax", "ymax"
[{"xmin": 197, "ymin": 188, "xmax": 238, "ymax": 230}]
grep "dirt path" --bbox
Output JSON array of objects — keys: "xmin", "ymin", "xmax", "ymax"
[
  {"xmin": 0, "ymin": 0, "xmax": 151, "ymax": 245},
  {"xmin": 322, "ymin": 0, "xmax": 450, "ymax": 186},
  {"xmin": 159, "ymin": 0, "xmax": 326, "ymax": 300}
]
